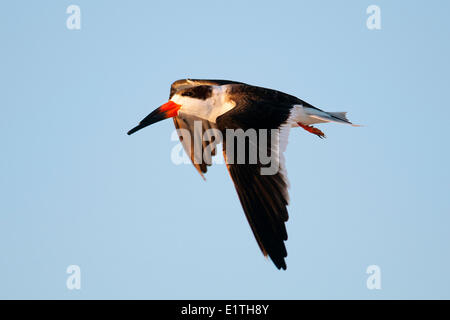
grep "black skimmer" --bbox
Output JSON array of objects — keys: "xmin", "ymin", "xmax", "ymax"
[{"xmin": 128, "ymin": 79, "xmax": 357, "ymax": 270}]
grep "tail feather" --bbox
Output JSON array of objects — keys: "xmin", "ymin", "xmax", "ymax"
[
  {"xmin": 328, "ymin": 112, "xmax": 349, "ymax": 123},
  {"xmin": 302, "ymin": 106, "xmax": 360, "ymax": 126},
  {"xmin": 309, "ymin": 111, "xmax": 359, "ymax": 126}
]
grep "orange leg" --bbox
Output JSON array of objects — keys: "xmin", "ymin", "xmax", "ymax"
[{"xmin": 298, "ymin": 123, "xmax": 326, "ymax": 139}]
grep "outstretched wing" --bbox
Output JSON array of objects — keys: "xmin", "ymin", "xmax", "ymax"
[
  {"xmin": 173, "ymin": 115, "xmax": 219, "ymax": 179},
  {"xmin": 216, "ymin": 97, "xmax": 292, "ymax": 269}
]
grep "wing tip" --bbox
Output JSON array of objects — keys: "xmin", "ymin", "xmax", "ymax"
[
  {"xmin": 263, "ymin": 247, "xmax": 288, "ymax": 270},
  {"xmin": 273, "ymin": 257, "xmax": 287, "ymax": 270}
]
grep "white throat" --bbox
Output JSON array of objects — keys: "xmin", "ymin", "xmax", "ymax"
[{"xmin": 171, "ymin": 85, "xmax": 236, "ymax": 123}]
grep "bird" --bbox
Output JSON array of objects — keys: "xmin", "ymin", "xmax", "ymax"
[{"xmin": 127, "ymin": 79, "xmax": 358, "ymax": 270}]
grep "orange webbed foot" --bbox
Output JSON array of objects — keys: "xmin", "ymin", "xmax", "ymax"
[{"xmin": 298, "ymin": 123, "xmax": 326, "ymax": 139}]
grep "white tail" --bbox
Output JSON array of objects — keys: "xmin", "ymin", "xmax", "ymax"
[
  {"xmin": 304, "ymin": 107, "xmax": 359, "ymax": 126},
  {"xmin": 327, "ymin": 112, "xmax": 350, "ymax": 123}
]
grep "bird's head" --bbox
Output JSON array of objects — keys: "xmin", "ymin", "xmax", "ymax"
[{"xmin": 127, "ymin": 83, "xmax": 214, "ymax": 135}]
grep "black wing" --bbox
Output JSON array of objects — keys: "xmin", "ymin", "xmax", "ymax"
[{"xmin": 216, "ymin": 97, "xmax": 293, "ymax": 270}]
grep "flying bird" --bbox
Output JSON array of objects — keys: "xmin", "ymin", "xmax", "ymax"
[{"xmin": 128, "ymin": 79, "xmax": 357, "ymax": 270}]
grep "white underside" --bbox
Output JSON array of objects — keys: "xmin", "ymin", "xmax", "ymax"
[{"xmin": 277, "ymin": 124, "xmax": 291, "ymax": 202}]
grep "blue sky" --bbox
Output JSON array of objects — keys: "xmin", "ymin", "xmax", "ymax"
[{"xmin": 1, "ymin": 0, "xmax": 449, "ymax": 299}]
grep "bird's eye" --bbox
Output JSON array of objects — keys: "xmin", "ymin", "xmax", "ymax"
[{"xmin": 182, "ymin": 91, "xmax": 193, "ymax": 97}]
